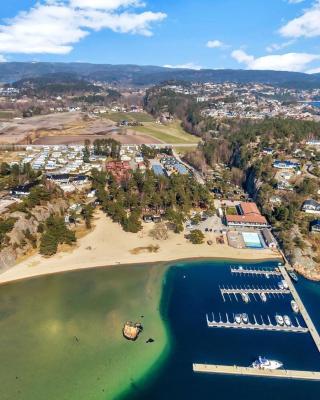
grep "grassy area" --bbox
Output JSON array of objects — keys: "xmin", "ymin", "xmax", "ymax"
[
  {"xmin": 134, "ymin": 121, "xmax": 200, "ymax": 144},
  {"xmin": 105, "ymin": 112, "xmax": 155, "ymax": 123}
]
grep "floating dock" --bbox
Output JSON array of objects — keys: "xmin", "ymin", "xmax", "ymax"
[
  {"xmin": 193, "ymin": 363, "xmax": 320, "ymax": 381},
  {"xmin": 279, "ymin": 266, "xmax": 320, "ymax": 352},
  {"xmin": 206, "ymin": 313, "xmax": 308, "ymax": 333},
  {"xmin": 220, "ymin": 285, "xmax": 290, "ymax": 296},
  {"xmin": 231, "ymin": 267, "xmax": 281, "ymax": 276}
]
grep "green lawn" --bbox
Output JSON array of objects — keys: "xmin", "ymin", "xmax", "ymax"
[
  {"xmin": 105, "ymin": 112, "xmax": 155, "ymax": 123},
  {"xmin": 134, "ymin": 121, "xmax": 200, "ymax": 144}
]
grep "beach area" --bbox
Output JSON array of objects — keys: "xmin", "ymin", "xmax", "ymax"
[{"xmin": 0, "ymin": 211, "xmax": 281, "ymax": 285}]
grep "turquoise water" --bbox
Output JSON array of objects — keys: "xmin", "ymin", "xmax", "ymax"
[{"xmin": 129, "ymin": 260, "xmax": 320, "ymax": 400}]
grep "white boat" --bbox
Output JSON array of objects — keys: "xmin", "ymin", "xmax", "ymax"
[
  {"xmin": 241, "ymin": 293, "xmax": 250, "ymax": 303},
  {"xmin": 235, "ymin": 314, "xmax": 242, "ymax": 324},
  {"xmin": 278, "ymin": 281, "xmax": 284, "ymax": 290},
  {"xmin": 281, "ymin": 280, "xmax": 289, "ymax": 290},
  {"xmin": 276, "ymin": 314, "xmax": 284, "ymax": 326},
  {"xmin": 242, "ymin": 313, "xmax": 249, "ymax": 324},
  {"xmin": 260, "ymin": 292, "xmax": 267, "ymax": 302},
  {"xmin": 284, "ymin": 315, "xmax": 291, "ymax": 326},
  {"xmin": 291, "ymin": 300, "xmax": 299, "ymax": 313},
  {"xmin": 252, "ymin": 356, "xmax": 283, "ymax": 370}
]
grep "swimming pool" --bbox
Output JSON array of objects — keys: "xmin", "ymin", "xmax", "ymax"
[{"xmin": 242, "ymin": 232, "xmax": 263, "ymax": 248}]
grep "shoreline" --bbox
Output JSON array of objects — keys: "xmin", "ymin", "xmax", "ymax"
[{"xmin": 0, "ymin": 211, "xmax": 282, "ymax": 286}]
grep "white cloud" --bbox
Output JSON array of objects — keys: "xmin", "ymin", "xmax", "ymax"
[
  {"xmin": 206, "ymin": 40, "xmax": 224, "ymax": 48},
  {"xmin": 0, "ymin": 1, "xmax": 166, "ymax": 55},
  {"xmin": 70, "ymin": 0, "xmax": 144, "ymax": 9},
  {"xmin": 280, "ymin": 0, "xmax": 320, "ymax": 38},
  {"xmin": 307, "ymin": 66, "xmax": 320, "ymax": 73},
  {"xmin": 0, "ymin": 55, "xmax": 7, "ymax": 62},
  {"xmin": 266, "ymin": 40, "xmax": 294, "ymax": 53},
  {"xmin": 231, "ymin": 49, "xmax": 320, "ymax": 72},
  {"xmin": 287, "ymin": 0, "xmax": 305, "ymax": 4},
  {"xmin": 163, "ymin": 62, "xmax": 203, "ymax": 70}
]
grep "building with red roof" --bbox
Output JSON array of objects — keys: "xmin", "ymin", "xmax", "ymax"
[{"xmin": 226, "ymin": 202, "xmax": 269, "ymax": 228}]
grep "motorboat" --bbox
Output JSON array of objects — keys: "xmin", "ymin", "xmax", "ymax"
[
  {"xmin": 275, "ymin": 314, "xmax": 284, "ymax": 326},
  {"xmin": 291, "ymin": 300, "xmax": 299, "ymax": 313},
  {"xmin": 242, "ymin": 313, "xmax": 249, "ymax": 324},
  {"xmin": 235, "ymin": 314, "xmax": 242, "ymax": 324},
  {"xmin": 252, "ymin": 356, "xmax": 283, "ymax": 370},
  {"xmin": 284, "ymin": 315, "xmax": 291, "ymax": 327},
  {"xmin": 289, "ymin": 271, "xmax": 298, "ymax": 282},
  {"xmin": 260, "ymin": 292, "xmax": 267, "ymax": 302},
  {"xmin": 241, "ymin": 293, "xmax": 250, "ymax": 303}
]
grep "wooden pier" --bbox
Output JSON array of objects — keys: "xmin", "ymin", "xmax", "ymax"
[
  {"xmin": 206, "ymin": 313, "xmax": 308, "ymax": 333},
  {"xmin": 279, "ymin": 266, "xmax": 320, "ymax": 352},
  {"xmin": 231, "ymin": 267, "xmax": 281, "ymax": 276},
  {"xmin": 193, "ymin": 363, "xmax": 320, "ymax": 381}
]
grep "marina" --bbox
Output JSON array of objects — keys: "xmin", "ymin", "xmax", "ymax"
[
  {"xmin": 206, "ymin": 313, "xmax": 308, "ymax": 333},
  {"xmin": 193, "ymin": 363, "xmax": 320, "ymax": 381}
]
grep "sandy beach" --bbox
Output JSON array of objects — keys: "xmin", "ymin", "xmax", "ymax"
[{"xmin": 0, "ymin": 211, "xmax": 282, "ymax": 285}]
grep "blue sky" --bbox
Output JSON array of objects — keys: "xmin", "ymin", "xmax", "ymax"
[{"xmin": 1, "ymin": 0, "xmax": 320, "ymax": 73}]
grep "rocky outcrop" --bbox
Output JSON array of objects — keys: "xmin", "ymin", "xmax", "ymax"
[{"xmin": 0, "ymin": 198, "xmax": 69, "ymax": 273}]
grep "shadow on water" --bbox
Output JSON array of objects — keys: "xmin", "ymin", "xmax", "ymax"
[{"xmin": 130, "ymin": 260, "xmax": 320, "ymax": 400}]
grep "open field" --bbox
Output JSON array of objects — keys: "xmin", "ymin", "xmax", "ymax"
[
  {"xmin": 0, "ymin": 112, "xmax": 162, "ymax": 145},
  {"xmin": 105, "ymin": 111, "xmax": 155, "ymax": 123},
  {"xmin": 134, "ymin": 121, "xmax": 200, "ymax": 144}
]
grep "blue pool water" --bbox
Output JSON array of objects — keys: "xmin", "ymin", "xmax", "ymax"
[{"xmin": 242, "ymin": 232, "xmax": 263, "ymax": 248}]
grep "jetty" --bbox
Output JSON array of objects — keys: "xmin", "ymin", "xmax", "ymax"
[
  {"xmin": 231, "ymin": 267, "xmax": 281, "ymax": 277},
  {"xmin": 193, "ymin": 363, "xmax": 320, "ymax": 381},
  {"xmin": 220, "ymin": 285, "xmax": 290, "ymax": 297},
  {"xmin": 279, "ymin": 266, "xmax": 320, "ymax": 352},
  {"xmin": 206, "ymin": 313, "xmax": 308, "ymax": 333}
]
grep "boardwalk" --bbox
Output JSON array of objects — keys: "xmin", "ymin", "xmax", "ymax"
[
  {"xmin": 280, "ymin": 266, "xmax": 320, "ymax": 352},
  {"xmin": 193, "ymin": 363, "xmax": 320, "ymax": 381},
  {"xmin": 231, "ymin": 267, "xmax": 281, "ymax": 276},
  {"xmin": 206, "ymin": 313, "xmax": 308, "ymax": 333}
]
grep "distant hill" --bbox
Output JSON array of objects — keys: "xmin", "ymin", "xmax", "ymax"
[{"xmin": 0, "ymin": 62, "xmax": 320, "ymax": 89}]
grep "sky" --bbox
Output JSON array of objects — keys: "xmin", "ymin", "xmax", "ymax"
[{"xmin": 0, "ymin": 0, "xmax": 320, "ymax": 73}]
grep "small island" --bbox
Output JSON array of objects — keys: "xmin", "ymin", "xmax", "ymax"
[{"xmin": 123, "ymin": 321, "xmax": 143, "ymax": 341}]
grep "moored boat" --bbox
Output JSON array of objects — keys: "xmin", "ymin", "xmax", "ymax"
[
  {"xmin": 241, "ymin": 293, "xmax": 250, "ymax": 303},
  {"xmin": 260, "ymin": 292, "xmax": 267, "ymax": 302},
  {"xmin": 277, "ymin": 281, "xmax": 284, "ymax": 290},
  {"xmin": 252, "ymin": 356, "xmax": 283, "ymax": 370},
  {"xmin": 242, "ymin": 313, "xmax": 249, "ymax": 324},
  {"xmin": 289, "ymin": 271, "xmax": 298, "ymax": 282},
  {"xmin": 235, "ymin": 314, "xmax": 242, "ymax": 324},
  {"xmin": 276, "ymin": 314, "xmax": 284, "ymax": 326},
  {"xmin": 284, "ymin": 315, "xmax": 291, "ymax": 326},
  {"xmin": 291, "ymin": 300, "xmax": 299, "ymax": 313}
]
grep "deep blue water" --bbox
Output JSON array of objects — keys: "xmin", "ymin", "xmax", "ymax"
[{"xmin": 131, "ymin": 260, "xmax": 320, "ymax": 400}]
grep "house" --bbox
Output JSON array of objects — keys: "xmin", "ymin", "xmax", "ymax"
[
  {"xmin": 10, "ymin": 182, "xmax": 38, "ymax": 197},
  {"xmin": 106, "ymin": 161, "xmax": 132, "ymax": 183},
  {"xmin": 262, "ymin": 147, "xmax": 274, "ymax": 155},
  {"xmin": 310, "ymin": 220, "xmax": 320, "ymax": 233},
  {"xmin": 273, "ymin": 160, "xmax": 300, "ymax": 169},
  {"xmin": 301, "ymin": 199, "xmax": 320, "ymax": 214},
  {"xmin": 225, "ymin": 202, "xmax": 269, "ymax": 228},
  {"xmin": 46, "ymin": 174, "xmax": 70, "ymax": 184},
  {"xmin": 261, "ymin": 228, "xmax": 277, "ymax": 249}
]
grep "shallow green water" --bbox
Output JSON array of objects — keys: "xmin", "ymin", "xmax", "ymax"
[{"xmin": 0, "ymin": 264, "xmax": 168, "ymax": 400}]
